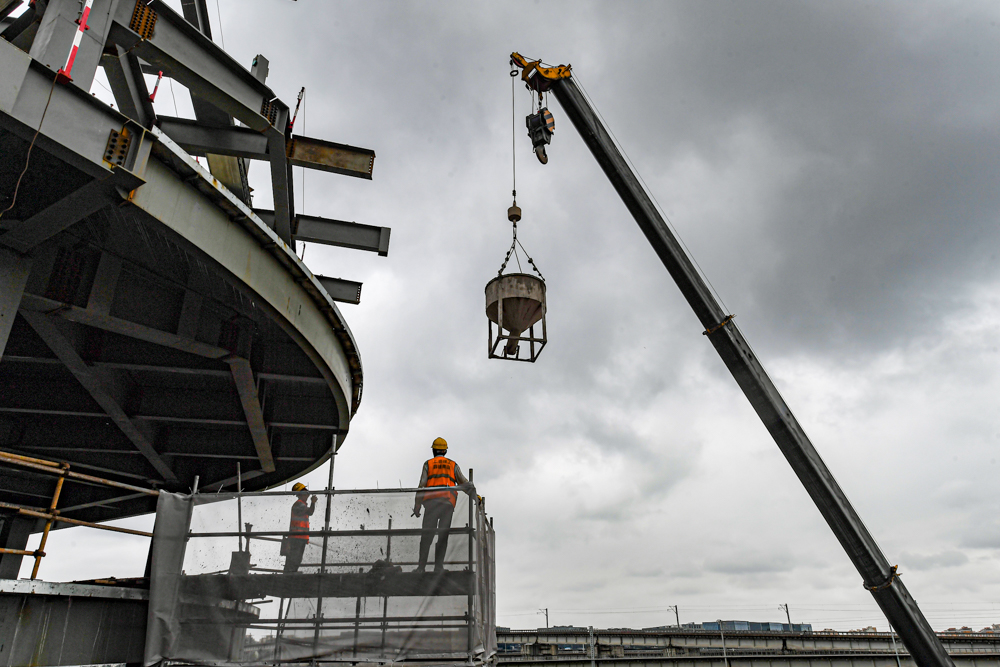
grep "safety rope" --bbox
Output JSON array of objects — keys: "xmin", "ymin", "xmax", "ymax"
[
  {"xmin": 864, "ymin": 565, "xmax": 900, "ymax": 592},
  {"xmin": 0, "ymin": 75, "xmax": 59, "ymax": 221}
]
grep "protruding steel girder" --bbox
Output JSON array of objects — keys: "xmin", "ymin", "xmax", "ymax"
[
  {"xmin": 101, "ymin": 44, "xmax": 155, "ymax": 128},
  {"xmin": 548, "ymin": 74, "xmax": 954, "ymax": 667},
  {"xmin": 19, "ymin": 311, "xmax": 178, "ymax": 483},
  {"xmin": 254, "ymin": 209, "xmax": 390, "ymax": 256},
  {"xmin": 286, "ymin": 135, "xmax": 375, "ymax": 180},
  {"xmin": 315, "ymin": 276, "xmax": 362, "ymax": 306},
  {"xmin": 225, "ymin": 356, "xmax": 276, "ymax": 473},
  {"xmin": 155, "ymin": 117, "xmax": 377, "ymax": 179}
]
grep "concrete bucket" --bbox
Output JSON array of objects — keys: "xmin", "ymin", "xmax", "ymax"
[{"xmin": 485, "ymin": 273, "xmax": 547, "ymax": 362}]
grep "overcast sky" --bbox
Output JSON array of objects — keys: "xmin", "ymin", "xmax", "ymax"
[{"xmin": 23, "ymin": 0, "xmax": 1000, "ymax": 632}]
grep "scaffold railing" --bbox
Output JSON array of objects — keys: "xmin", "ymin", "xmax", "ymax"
[
  {"xmin": 145, "ymin": 486, "xmax": 496, "ymax": 666},
  {"xmin": 0, "ymin": 450, "xmax": 159, "ymax": 579}
]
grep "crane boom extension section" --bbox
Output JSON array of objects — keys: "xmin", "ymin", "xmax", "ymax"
[{"xmin": 511, "ymin": 54, "xmax": 953, "ymax": 667}]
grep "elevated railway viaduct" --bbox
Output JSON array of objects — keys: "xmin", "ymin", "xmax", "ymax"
[{"xmin": 498, "ymin": 628, "xmax": 1000, "ymax": 667}]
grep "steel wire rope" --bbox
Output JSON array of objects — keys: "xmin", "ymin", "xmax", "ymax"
[
  {"xmin": 214, "ymin": 0, "xmax": 226, "ymax": 49},
  {"xmin": 573, "ymin": 74, "xmax": 903, "ymax": 575},
  {"xmin": 0, "ymin": 75, "xmax": 59, "ymax": 222},
  {"xmin": 299, "ymin": 90, "xmax": 307, "ymax": 260},
  {"xmin": 572, "ymin": 73, "xmax": 731, "ymax": 318}
]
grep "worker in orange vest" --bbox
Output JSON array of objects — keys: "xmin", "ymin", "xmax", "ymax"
[
  {"xmin": 413, "ymin": 437, "xmax": 469, "ymax": 573},
  {"xmin": 283, "ymin": 482, "xmax": 317, "ymax": 573}
]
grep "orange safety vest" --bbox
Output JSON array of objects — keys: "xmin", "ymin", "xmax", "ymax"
[
  {"xmin": 288, "ymin": 498, "xmax": 311, "ymax": 541},
  {"xmin": 423, "ymin": 456, "xmax": 458, "ymax": 506}
]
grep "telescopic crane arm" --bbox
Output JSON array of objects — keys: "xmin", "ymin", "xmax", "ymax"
[{"xmin": 509, "ymin": 52, "xmax": 954, "ymax": 667}]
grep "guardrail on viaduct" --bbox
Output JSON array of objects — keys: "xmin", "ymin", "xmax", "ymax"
[{"xmin": 497, "ymin": 628, "xmax": 1000, "ymax": 667}]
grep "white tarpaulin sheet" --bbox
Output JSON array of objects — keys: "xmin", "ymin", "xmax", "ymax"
[{"xmin": 144, "ymin": 488, "xmax": 495, "ymax": 666}]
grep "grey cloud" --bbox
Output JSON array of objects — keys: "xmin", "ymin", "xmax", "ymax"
[
  {"xmin": 706, "ymin": 553, "xmax": 796, "ymax": 575},
  {"xmin": 900, "ymin": 551, "xmax": 970, "ymax": 570}
]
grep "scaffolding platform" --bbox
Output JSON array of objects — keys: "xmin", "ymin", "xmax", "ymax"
[
  {"xmin": 145, "ymin": 487, "xmax": 496, "ymax": 666},
  {"xmin": 185, "ymin": 570, "xmax": 475, "ymax": 600}
]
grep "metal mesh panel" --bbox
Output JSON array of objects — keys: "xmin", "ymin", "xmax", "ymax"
[{"xmin": 145, "ymin": 488, "xmax": 495, "ymax": 666}]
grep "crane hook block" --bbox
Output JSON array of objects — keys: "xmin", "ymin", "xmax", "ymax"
[{"xmin": 526, "ymin": 108, "xmax": 555, "ymax": 164}]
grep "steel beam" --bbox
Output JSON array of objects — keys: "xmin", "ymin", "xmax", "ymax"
[
  {"xmin": 156, "ymin": 116, "xmax": 268, "ymax": 160},
  {"xmin": 19, "ymin": 311, "xmax": 178, "ymax": 482},
  {"xmin": 0, "ymin": 173, "xmax": 141, "ymax": 253},
  {"xmin": 5, "ymin": 356, "xmax": 328, "ymax": 385},
  {"xmin": 19, "ymin": 293, "xmax": 230, "ymax": 358},
  {"xmin": 1, "ymin": 0, "xmax": 42, "ymax": 51},
  {"xmin": 254, "ymin": 210, "xmax": 390, "ymax": 255},
  {"xmin": 550, "ymin": 74, "xmax": 954, "ymax": 667},
  {"xmin": 0, "ymin": 247, "xmax": 30, "ymax": 360},
  {"xmin": 0, "ymin": 37, "xmax": 150, "ymax": 181},
  {"xmin": 108, "ymin": 0, "xmax": 284, "ymax": 135},
  {"xmin": 0, "ymin": 1, "xmax": 22, "ymax": 21},
  {"xmin": 179, "ymin": 0, "xmax": 212, "ymax": 38},
  {"xmin": 138, "ymin": 127, "xmax": 358, "ymax": 423},
  {"xmin": 268, "ymin": 104, "xmax": 294, "ymax": 245},
  {"xmin": 316, "ymin": 276, "xmax": 362, "ymax": 305},
  {"xmin": 101, "ymin": 44, "xmax": 155, "ymax": 127},
  {"xmin": 286, "ymin": 135, "xmax": 375, "ymax": 180},
  {"xmin": 225, "ymin": 356, "xmax": 276, "ymax": 473},
  {"xmin": 28, "ymin": 0, "xmax": 119, "ymax": 93},
  {"xmin": 297, "ymin": 214, "xmax": 390, "ymax": 256}
]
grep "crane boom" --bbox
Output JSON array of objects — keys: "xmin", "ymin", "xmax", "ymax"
[{"xmin": 513, "ymin": 54, "xmax": 954, "ymax": 667}]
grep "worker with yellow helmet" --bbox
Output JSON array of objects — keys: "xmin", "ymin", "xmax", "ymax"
[
  {"xmin": 282, "ymin": 482, "xmax": 318, "ymax": 573},
  {"xmin": 413, "ymin": 437, "xmax": 469, "ymax": 573}
]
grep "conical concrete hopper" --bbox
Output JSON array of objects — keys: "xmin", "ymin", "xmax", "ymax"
[{"xmin": 485, "ymin": 273, "xmax": 547, "ymax": 361}]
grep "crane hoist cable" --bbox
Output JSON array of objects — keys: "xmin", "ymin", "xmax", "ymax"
[{"xmin": 496, "ymin": 60, "xmax": 544, "ymax": 282}]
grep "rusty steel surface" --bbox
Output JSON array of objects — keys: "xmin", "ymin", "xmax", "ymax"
[
  {"xmin": 286, "ymin": 135, "xmax": 375, "ymax": 179},
  {"xmin": 486, "ymin": 273, "xmax": 546, "ymax": 334}
]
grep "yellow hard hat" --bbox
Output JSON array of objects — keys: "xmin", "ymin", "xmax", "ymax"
[
  {"xmin": 432, "ymin": 437, "xmax": 448, "ymax": 451},
  {"xmin": 292, "ymin": 482, "xmax": 307, "ymax": 492}
]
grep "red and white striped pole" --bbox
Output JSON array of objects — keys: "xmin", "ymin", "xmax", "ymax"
[
  {"xmin": 56, "ymin": 0, "xmax": 95, "ymax": 84},
  {"xmin": 149, "ymin": 70, "xmax": 163, "ymax": 101}
]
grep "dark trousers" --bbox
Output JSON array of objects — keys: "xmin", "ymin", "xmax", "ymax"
[
  {"xmin": 418, "ymin": 499, "xmax": 454, "ymax": 571},
  {"xmin": 284, "ymin": 538, "xmax": 307, "ymax": 573}
]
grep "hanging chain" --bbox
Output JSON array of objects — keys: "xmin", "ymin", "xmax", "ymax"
[{"xmin": 497, "ymin": 222, "xmax": 545, "ymax": 281}]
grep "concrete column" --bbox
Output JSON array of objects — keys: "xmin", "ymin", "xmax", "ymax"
[
  {"xmin": 0, "ymin": 511, "xmax": 34, "ymax": 579},
  {"xmin": 0, "ymin": 247, "xmax": 31, "ymax": 360}
]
